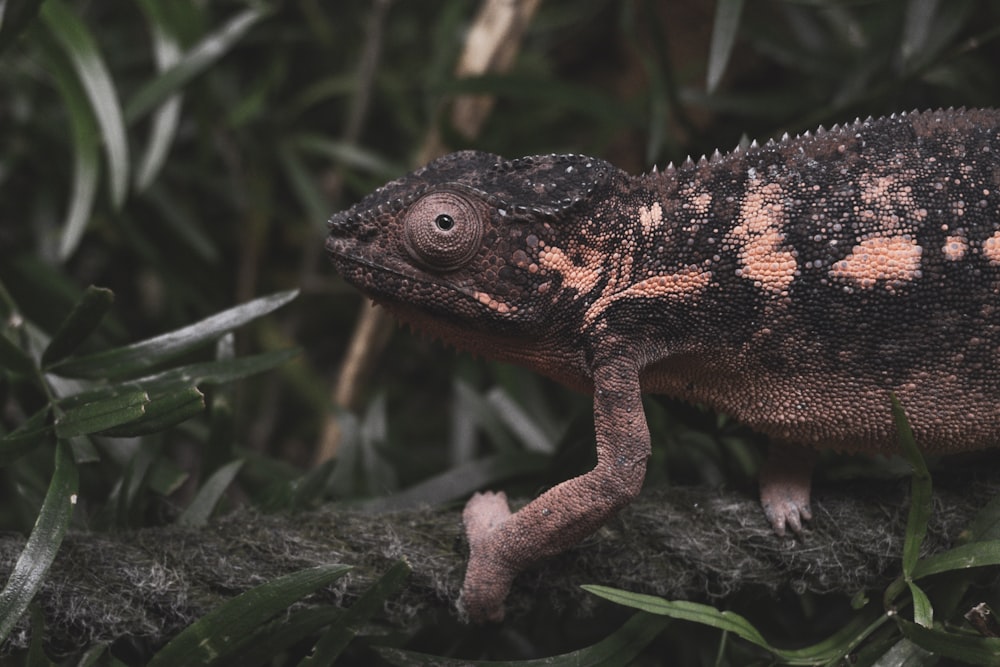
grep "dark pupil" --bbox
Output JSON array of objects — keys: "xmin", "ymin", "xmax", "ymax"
[{"xmin": 435, "ymin": 214, "xmax": 455, "ymax": 231}]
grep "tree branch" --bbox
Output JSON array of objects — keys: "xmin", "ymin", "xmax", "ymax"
[{"xmin": 3, "ymin": 471, "xmax": 996, "ymax": 654}]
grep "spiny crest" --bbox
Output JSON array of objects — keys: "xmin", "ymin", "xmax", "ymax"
[{"xmin": 653, "ymin": 108, "xmax": 991, "ymax": 181}]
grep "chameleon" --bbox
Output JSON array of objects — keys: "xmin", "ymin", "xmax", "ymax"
[{"xmin": 325, "ymin": 108, "xmax": 1000, "ymax": 623}]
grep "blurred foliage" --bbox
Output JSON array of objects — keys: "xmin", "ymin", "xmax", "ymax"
[{"xmin": 1, "ymin": 0, "xmax": 1000, "ymax": 664}]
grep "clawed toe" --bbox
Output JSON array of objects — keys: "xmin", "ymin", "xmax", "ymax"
[{"xmin": 762, "ymin": 496, "xmax": 812, "ymax": 536}]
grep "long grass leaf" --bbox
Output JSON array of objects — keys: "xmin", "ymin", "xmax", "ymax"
[
  {"xmin": 26, "ymin": 603, "xmax": 53, "ymax": 667},
  {"xmin": 907, "ymin": 582, "xmax": 933, "ymax": 628},
  {"xmin": 583, "ymin": 586, "xmax": 882, "ymax": 664},
  {"xmin": 41, "ymin": 0, "xmax": 129, "ymax": 208},
  {"xmin": 147, "ymin": 565, "xmax": 352, "ymax": 667},
  {"xmin": 277, "ymin": 142, "xmax": 331, "ymax": 224},
  {"xmin": 210, "ymin": 608, "xmax": 343, "ymax": 666},
  {"xmin": 54, "ymin": 389, "xmax": 149, "ymax": 438},
  {"xmin": 378, "ymin": 612, "xmax": 670, "ymax": 667},
  {"xmin": 0, "ymin": 442, "xmax": 78, "ymax": 642},
  {"xmin": 41, "ymin": 286, "xmax": 114, "ymax": 367},
  {"xmin": 33, "ymin": 32, "xmax": 101, "ymax": 261},
  {"xmin": 124, "ymin": 7, "xmax": 268, "ymax": 124},
  {"xmin": 57, "ymin": 348, "xmax": 300, "ymax": 410},
  {"xmin": 97, "ymin": 386, "xmax": 204, "ymax": 437},
  {"xmin": 0, "ymin": 408, "xmax": 52, "ymax": 465},
  {"xmin": 291, "ymin": 133, "xmax": 401, "ymax": 179},
  {"xmin": 706, "ymin": 0, "xmax": 744, "ymax": 92},
  {"xmin": 0, "ymin": 0, "xmax": 45, "ymax": 56},
  {"xmin": 300, "ymin": 561, "xmax": 411, "ymax": 665},
  {"xmin": 898, "ymin": 618, "xmax": 1000, "ymax": 665},
  {"xmin": 901, "ymin": 0, "xmax": 940, "ymax": 66},
  {"xmin": 0, "ymin": 330, "xmax": 34, "ymax": 376},
  {"xmin": 360, "ymin": 452, "xmax": 549, "ymax": 512},
  {"xmin": 176, "ymin": 459, "xmax": 244, "ymax": 527},
  {"xmin": 49, "ymin": 289, "xmax": 298, "ymax": 379},
  {"xmin": 133, "ymin": 0, "xmax": 184, "ymax": 192},
  {"xmin": 911, "ymin": 540, "xmax": 1000, "ymax": 578},
  {"xmin": 892, "ymin": 396, "xmax": 931, "ymax": 579}
]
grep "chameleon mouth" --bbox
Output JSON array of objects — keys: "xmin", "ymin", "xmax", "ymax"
[{"xmin": 325, "ymin": 236, "xmax": 483, "ymax": 308}]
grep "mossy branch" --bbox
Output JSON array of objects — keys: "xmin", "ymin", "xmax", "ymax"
[{"xmin": 3, "ymin": 473, "xmax": 996, "ymax": 654}]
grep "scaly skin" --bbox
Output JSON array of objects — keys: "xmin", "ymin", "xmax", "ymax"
[{"xmin": 326, "ymin": 108, "xmax": 1000, "ymax": 622}]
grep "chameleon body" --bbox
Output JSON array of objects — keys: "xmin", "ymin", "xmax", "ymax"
[{"xmin": 326, "ymin": 108, "xmax": 1000, "ymax": 622}]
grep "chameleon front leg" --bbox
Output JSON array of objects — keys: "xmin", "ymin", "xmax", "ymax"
[{"xmin": 460, "ymin": 358, "xmax": 650, "ymax": 623}]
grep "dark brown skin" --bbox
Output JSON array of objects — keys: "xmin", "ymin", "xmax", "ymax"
[{"xmin": 326, "ymin": 108, "xmax": 1000, "ymax": 622}]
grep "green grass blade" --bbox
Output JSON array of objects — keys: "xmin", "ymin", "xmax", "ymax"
[
  {"xmin": 29, "ymin": 29, "xmax": 100, "ymax": 259},
  {"xmin": 961, "ymin": 495, "xmax": 1000, "ymax": 542},
  {"xmin": 892, "ymin": 396, "xmax": 932, "ymax": 579},
  {"xmin": 907, "ymin": 582, "xmax": 933, "ymax": 628},
  {"xmin": 26, "ymin": 603, "xmax": 54, "ymax": 667},
  {"xmin": 97, "ymin": 386, "xmax": 204, "ymax": 437},
  {"xmin": 901, "ymin": 0, "xmax": 940, "ymax": 67},
  {"xmin": 911, "ymin": 540, "xmax": 1000, "ymax": 578},
  {"xmin": 277, "ymin": 141, "xmax": 331, "ymax": 224},
  {"xmin": 706, "ymin": 0, "xmax": 744, "ymax": 92},
  {"xmin": 291, "ymin": 133, "xmax": 401, "ymax": 179},
  {"xmin": 133, "ymin": 0, "xmax": 183, "ymax": 192},
  {"xmin": 124, "ymin": 7, "xmax": 269, "ymax": 124},
  {"xmin": 378, "ymin": 612, "xmax": 670, "ymax": 667},
  {"xmin": 41, "ymin": 0, "xmax": 129, "ymax": 208},
  {"xmin": 58, "ymin": 348, "xmax": 300, "ymax": 410},
  {"xmin": 54, "ymin": 389, "xmax": 148, "ymax": 438},
  {"xmin": 41, "ymin": 286, "xmax": 114, "ymax": 367},
  {"xmin": 49, "ymin": 289, "xmax": 298, "ymax": 379},
  {"xmin": 898, "ymin": 618, "xmax": 1000, "ymax": 665},
  {"xmin": 176, "ymin": 459, "xmax": 244, "ymax": 527},
  {"xmin": 300, "ymin": 561, "xmax": 411, "ymax": 666},
  {"xmin": 146, "ymin": 565, "xmax": 352, "ymax": 667},
  {"xmin": 584, "ymin": 587, "xmax": 772, "ymax": 648},
  {"xmin": 210, "ymin": 608, "xmax": 343, "ymax": 667},
  {"xmin": 0, "ymin": 408, "xmax": 53, "ymax": 466},
  {"xmin": 138, "ymin": 347, "xmax": 300, "ymax": 391},
  {"xmin": 0, "ymin": 330, "xmax": 34, "ymax": 376},
  {"xmin": 583, "ymin": 586, "xmax": 879, "ymax": 664},
  {"xmin": 361, "ymin": 452, "xmax": 549, "ymax": 511},
  {"xmin": 61, "ymin": 145, "xmax": 99, "ymax": 259},
  {"xmin": 143, "ymin": 185, "xmax": 219, "ymax": 262},
  {"xmin": 0, "ymin": 441, "xmax": 78, "ymax": 643},
  {"xmin": 0, "ymin": 0, "xmax": 45, "ymax": 55}
]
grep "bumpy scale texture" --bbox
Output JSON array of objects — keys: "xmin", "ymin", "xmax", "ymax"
[{"xmin": 326, "ymin": 108, "xmax": 1000, "ymax": 622}]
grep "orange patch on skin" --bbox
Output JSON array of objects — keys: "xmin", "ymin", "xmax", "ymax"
[
  {"xmin": 620, "ymin": 269, "xmax": 711, "ymax": 299},
  {"xmin": 585, "ymin": 267, "xmax": 710, "ymax": 323},
  {"xmin": 474, "ymin": 291, "xmax": 516, "ymax": 314},
  {"xmin": 942, "ymin": 234, "xmax": 968, "ymax": 261},
  {"xmin": 829, "ymin": 234, "xmax": 923, "ymax": 289},
  {"xmin": 690, "ymin": 191, "xmax": 712, "ymax": 215},
  {"xmin": 730, "ymin": 181, "xmax": 797, "ymax": 294},
  {"xmin": 983, "ymin": 231, "xmax": 1000, "ymax": 265},
  {"xmin": 638, "ymin": 202, "xmax": 663, "ymax": 235},
  {"xmin": 538, "ymin": 245, "xmax": 603, "ymax": 295}
]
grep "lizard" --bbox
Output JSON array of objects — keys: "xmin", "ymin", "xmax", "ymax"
[{"xmin": 325, "ymin": 108, "xmax": 1000, "ymax": 623}]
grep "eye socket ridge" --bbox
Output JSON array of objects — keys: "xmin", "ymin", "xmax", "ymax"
[{"xmin": 402, "ymin": 191, "xmax": 485, "ymax": 271}]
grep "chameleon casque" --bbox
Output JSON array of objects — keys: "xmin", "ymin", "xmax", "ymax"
[{"xmin": 326, "ymin": 108, "xmax": 1000, "ymax": 623}]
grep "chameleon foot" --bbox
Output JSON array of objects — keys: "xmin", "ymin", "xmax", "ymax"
[
  {"xmin": 460, "ymin": 491, "xmax": 515, "ymax": 623},
  {"xmin": 759, "ymin": 445, "xmax": 816, "ymax": 536}
]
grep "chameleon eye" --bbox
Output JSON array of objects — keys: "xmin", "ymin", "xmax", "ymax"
[{"xmin": 403, "ymin": 191, "xmax": 484, "ymax": 270}]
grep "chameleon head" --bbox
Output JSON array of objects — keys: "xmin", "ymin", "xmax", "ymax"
[{"xmin": 326, "ymin": 150, "xmax": 624, "ymax": 354}]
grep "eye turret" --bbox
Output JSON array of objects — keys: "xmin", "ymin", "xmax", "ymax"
[{"xmin": 402, "ymin": 191, "xmax": 485, "ymax": 271}]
